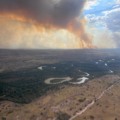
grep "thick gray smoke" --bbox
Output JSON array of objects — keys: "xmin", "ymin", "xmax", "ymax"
[
  {"xmin": 0, "ymin": 0, "xmax": 86, "ymax": 27},
  {"xmin": 0, "ymin": 0, "xmax": 94, "ymax": 48}
]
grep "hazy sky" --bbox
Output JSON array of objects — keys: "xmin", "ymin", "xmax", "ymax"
[{"xmin": 0, "ymin": 0, "xmax": 120, "ymax": 49}]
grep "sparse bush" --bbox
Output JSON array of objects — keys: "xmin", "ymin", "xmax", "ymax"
[
  {"xmin": 30, "ymin": 115, "xmax": 37, "ymax": 120},
  {"xmin": 56, "ymin": 112, "xmax": 71, "ymax": 120},
  {"xmin": 90, "ymin": 115, "xmax": 94, "ymax": 120},
  {"xmin": 78, "ymin": 98, "xmax": 86, "ymax": 102},
  {"xmin": 2, "ymin": 117, "xmax": 6, "ymax": 120}
]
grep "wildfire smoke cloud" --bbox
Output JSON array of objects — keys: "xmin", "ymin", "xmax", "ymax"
[{"xmin": 0, "ymin": 0, "xmax": 94, "ymax": 48}]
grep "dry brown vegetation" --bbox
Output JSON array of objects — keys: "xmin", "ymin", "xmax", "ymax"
[
  {"xmin": 0, "ymin": 49, "xmax": 120, "ymax": 120},
  {"xmin": 0, "ymin": 75, "xmax": 120, "ymax": 120}
]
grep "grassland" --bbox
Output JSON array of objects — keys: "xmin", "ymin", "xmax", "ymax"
[{"xmin": 0, "ymin": 49, "xmax": 120, "ymax": 120}]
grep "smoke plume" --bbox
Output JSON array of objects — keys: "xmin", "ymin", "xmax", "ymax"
[{"xmin": 0, "ymin": 0, "xmax": 93, "ymax": 48}]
